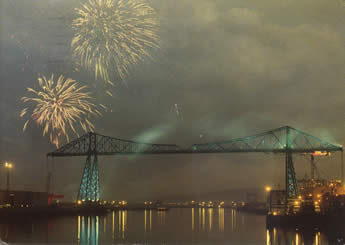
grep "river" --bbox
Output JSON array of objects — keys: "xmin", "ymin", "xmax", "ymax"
[{"xmin": 0, "ymin": 208, "xmax": 342, "ymax": 244}]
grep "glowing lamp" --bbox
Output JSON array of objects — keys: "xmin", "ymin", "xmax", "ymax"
[{"xmin": 312, "ymin": 151, "xmax": 329, "ymax": 156}]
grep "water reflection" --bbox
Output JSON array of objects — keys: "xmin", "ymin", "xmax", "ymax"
[
  {"xmin": 77, "ymin": 211, "xmax": 129, "ymax": 245},
  {"xmin": 231, "ymin": 208, "xmax": 236, "ymax": 231},
  {"xmin": 219, "ymin": 208, "xmax": 224, "ymax": 232},
  {"xmin": 2, "ymin": 208, "xmax": 345, "ymax": 244},
  {"xmin": 198, "ymin": 208, "xmax": 201, "ymax": 231},
  {"xmin": 158, "ymin": 210, "xmax": 166, "ymax": 225},
  {"xmin": 143, "ymin": 209, "xmax": 152, "ymax": 232},
  {"xmin": 144, "ymin": 210, "xmax": 147, "ymax": 232},
  {"xmin": 315, "ymin": 232, "xmax": 320, "ymax": 245},
  {"xmin": 118, "ymin": 210, "xmax": 127, "ymax": 239},
  {"xmin": 150, "ymin": 210, "xmax": 152, "ymax": 231},
  {"xmin": 194, "ymin": 207, "xmax": 225, "ymax": 232},
  {"xmin": 112, "ymin": 211, "xmax": 115, "ymax": 241},
  {"xmin": 266, "ymin": 226, "xmax": 337, "ymax": 245},
  {"xmin": 77, "ymin": 216, "xmax": 80, "ymax": 242},
  {"xmin": 191, "ymin": 208, "xmax": 195, "ymax": 231},
  {"xmin": 273, "ymin": 227, "xmax": 277, "ymax": 243},
  {"xmin": 78, "ymin": 216, "xmax": 99, "ymax": 245},
  {"xmin": 266, "ymin": 229, "xmax": 270, "ymax": 245},
  {"xmin": 202, "ymin": 208, "xmax": 206, "ymax": 231},
  {"xmin": 208, "ymin": 208, "xmax": 213, "ymax": 231},
  {"xmin": 103, "ymin": 216, "xmax": 106, "ymax": 233}
]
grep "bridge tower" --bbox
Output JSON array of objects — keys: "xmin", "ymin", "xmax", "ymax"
[
  {"xmin": 77, "ymin": 154, "xmax": 100, "ymax": 202},
  {"xmin": 285, "ymin": 127, "xmax": 298, "ymax": 201},
  {"xmin": 77, "ymin": 132, "xmax": 100, "ymax": 202}
]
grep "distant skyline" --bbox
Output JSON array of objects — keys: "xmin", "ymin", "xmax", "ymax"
[{"xmin": 0, "ymin": 0, "xmax": 344, "ymax": 201}]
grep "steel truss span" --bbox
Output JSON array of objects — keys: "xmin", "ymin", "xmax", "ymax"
[
  {"xmin": 46, "ymin": 126, "xmax": 343, "ymax": 202},
  {"xmin": 47, "ymin": 132, "xmax": 182, "ymax": 157},
  {"xmin": 191, "ymin": 126, "xmax": 342, "ymax": 154},
  {"xmin": 47, "ymin": 126, "xmax": 342, "ymax": 157}
]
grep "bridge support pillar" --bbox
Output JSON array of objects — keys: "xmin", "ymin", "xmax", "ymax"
[
  {"xmin": 77, "ymin": 154, "xmax": 100, "ymax": 202},
  {"xmin": 285, "ymin": 151, "xmax": 298, "ymax": 212}
]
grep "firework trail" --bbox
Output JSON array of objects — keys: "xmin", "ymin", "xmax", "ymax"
[
  {"xmin": 71, "ymin": 0, "xmax": 160, "ymax": 85},
  {"xmin": 21, "ymin": 74, "xmax": 101, "ymax": 147}
]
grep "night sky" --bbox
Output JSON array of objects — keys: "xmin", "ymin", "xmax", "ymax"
[{"xmin": 0, "ymin": 0, "xmax": 344, "ymax": 201}]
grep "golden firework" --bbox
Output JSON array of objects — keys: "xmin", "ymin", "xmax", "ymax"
[
  {"xmin": 21, "ymin": 74, "xmax": 101, "ymax": 147},
  {"xmin": 71, "ymin": 0, "xmax": 159, "ymax": 83}
]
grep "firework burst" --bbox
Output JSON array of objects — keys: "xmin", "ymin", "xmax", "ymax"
[
  {"xmin": 21, "ymin": 74, "xmax": 101, "ymax": 147},
  {"xmin": 71, "ymin": 0, "xmax": 160, "ymax": 84}
]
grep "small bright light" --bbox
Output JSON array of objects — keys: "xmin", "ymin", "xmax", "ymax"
[
  {"xmin": 77, "ymin": 200, "xmax": 82, "ymax": 205},
  {"xmin": 273, "ymin": 212, "xmax": 277, "ymax": 216},
  {"xmin": 265, "ymin": 186, "xmax": 272, "ymax": 192},
  {"xmin": 298, "ymin": 195, "xmax": 302, "ymax": 200},
  {"xmin": 312, "ymin": 151, "xmax": 329, "ymax": 156}
]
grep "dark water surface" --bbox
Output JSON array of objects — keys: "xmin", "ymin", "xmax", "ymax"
[{"xmin": 0, "ymin": 208, "xmax": 343, "ymax": 244}]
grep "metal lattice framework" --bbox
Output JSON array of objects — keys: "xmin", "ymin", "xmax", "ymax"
[
  {"xmin": 191, "ymin": 126, "xmax": 342, "ymax": 153},
  {"xmin": 77, "ymin": 155, "xmax": 92, "ymax": 201},
  {"xmin": 47, "ymin": 126, "xmax": 343, "ymax": 202},
  {"xmin": 47, "ymin": 132, "xmax": 182, "ymax": 157},
  {"xmin": 77, "ymin": 154, "xmax": 100, "ymax": 202}
]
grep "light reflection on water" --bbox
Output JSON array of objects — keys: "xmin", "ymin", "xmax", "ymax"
[
  {"xmin": 0, "ymin": 208, "xmax": 345, "ymax": 244},
  {"xmin": 219, "ymin": 207, "xmax": 224, "ymax": 232},
  {"xmin": 231, "ymin": 208, "xmax": 236, "ymax": 232},
  {"xmin": 191, "ymin": 208, "xmax": 194, "ymax": 231},
  {"xmin": 266, "ymin": 226, "xmax": 340, "ymax": 245}
]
